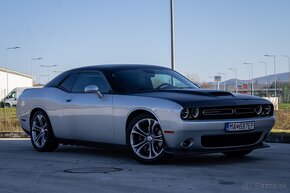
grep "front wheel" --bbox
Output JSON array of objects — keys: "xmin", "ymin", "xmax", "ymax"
[
  {"xmin": 223, "ymin": 150, "xmax": 253, "ymax": 157},
  {"xmin": 30, "ymin": 111, "xmax": 59, "ymax": 152},
  {"xmin": 127, "ymin": 113, "xmax": 166, "ymax": 163},
  {"xmin": 4, "ymin": 103, "xmax": 11, "ymax": 108}
]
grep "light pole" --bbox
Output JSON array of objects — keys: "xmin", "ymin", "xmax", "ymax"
[
  {"xmin": 264, "ymin": 54, "xmax": 277, "ymax": 97},
  {"xmin": 259, "ymin": 61, "xmax": 268, "ymax": 97},
  {"xmin": 229, "ymin": 68, "xmax": 238, "ymax": 93},
  {"xmin": 31, "ymin": 57, "xmax": 43, "ymax": 84},
  {"xmin": 4, "ymin": 46, "xmax": 20, "ymax": 125},
  {"xmin": 170, "ymin": 0, "xmax": 175, "ymax": 70},
  {"xmin": 245, "ymin": 66, "xmax": 251, "ymax": 94},
  {"xmin": 281, "ymin": 55, "xmax": 290, "ymax": 84},
  {"xmin": 5, "ymin": 47, "xmax": 21, "ymax": 98},
  {"xmin": 244, "ymin": 62, "xmax": 254, "ymax": 95},
  {"xmin": 218, "ymin": 73, "xmax": 227, "ymax": 91},
  {"xmin": 40, "ymin": 65, "xmax": 58, "ymax": 83}
]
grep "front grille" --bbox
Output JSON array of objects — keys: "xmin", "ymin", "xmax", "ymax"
[
  {"xmin": 203, "ymin": 108, "xmax": 233, "ymax": 115},
  {"xmin": 201, "ymin": 132, "xmax": 262, "ymax": 148},
  {"xmin": 199, "ymin": 105, "xmax": 260, "ymax": 120},
  {"xmin": 235, "ymin": 107, "xmax": 256, "ymax": 114}
]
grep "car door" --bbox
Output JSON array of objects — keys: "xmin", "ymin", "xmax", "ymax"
[{"xmin": 62, "ymin": 72, "xmax": 114, "ymax": 143}]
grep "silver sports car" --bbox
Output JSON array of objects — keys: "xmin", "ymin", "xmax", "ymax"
[{"xmin": 17, "ymin": 64, "xmax": 275, "ymax": 163}]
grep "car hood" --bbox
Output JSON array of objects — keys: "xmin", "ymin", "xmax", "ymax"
[{"xmin": 130, "ymin": 89, "xmax": 272, "ymax": 107}]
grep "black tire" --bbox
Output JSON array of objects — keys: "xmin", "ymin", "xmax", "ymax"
[
  {"xmin": 30, "ymin": 110, "xmax": 59, "ymax": 152},
  {"xmin": 223, "ymin": 150, "xmax": 253, "ymax": 157},
  {"xmin": 4, "ymin": 103, "xmax": 11, "ymax": 108},
  {"xmin": 127, "ymin": 113, "xmax": 167, "ymax": 164}
]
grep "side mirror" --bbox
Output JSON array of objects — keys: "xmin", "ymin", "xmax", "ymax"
[{"xmin": 84, "ymin": 85, "xmax": 103, "ymax": 98}]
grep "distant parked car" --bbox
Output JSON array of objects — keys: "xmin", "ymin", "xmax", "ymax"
[
  {"xmin": 17, "ymin": 64, "xmax": 275, "ymax": 163},
  {"xmin": 1, "ymin": 87, "xmax": 30, "ymax": 108}
]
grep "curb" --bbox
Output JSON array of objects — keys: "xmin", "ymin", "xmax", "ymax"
[
  {"xmin": 266, "ymin": 133, "xmax": 290, "ymax": 144},
  {"xmin": 0, "ymin": 132, "xmax": 29, "ymax": 138},
  {"xmin": 0, "ymin": 132, "xmax": 290, "ymax": 144}
]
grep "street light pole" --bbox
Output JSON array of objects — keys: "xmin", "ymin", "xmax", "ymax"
[
  {"xmin": 245, "ymin": 66, "xmax": 251, "ymax": 94},
  {"xmin": 244, "ymin": 62, "xmax": 254, "ymax": 95},
  {"xmin": 281, "ymin": 54, "xmax": 290, "ymax": 83},
  {"xmin": 264, "ymin": 55, "xmax": 277, "ymax": 97},
  {"xmin": 218, "ymin": 72, "xmax": 227, "ymax": 91},
  {"xmin": 259, "ymin": 61, "xmax": 268, "ymax": 97},
  {"xmin": 4, "ymin": 46, "xmax": 20, "ymax": 125},
  {"xmin": 31, "ymin": 57, "xmax": 43, "ymax": 84},
  {"xmin": 170, "ymin": 0, "xmax": 175, "ymax": 70},
  {"xmin": 5, "ymin": 47, "xmax": 21, "ymax": 101},
  {"xmin": 229, "ymin": 68, "xmax": 238, "ymax": 93}
]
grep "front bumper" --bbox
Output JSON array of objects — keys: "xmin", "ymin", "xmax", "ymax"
[
  {"xmin": 165, "ymin": 141, "xmax": 270, "ymax": 155},
  {"xmin": 162, "ymin": 116, "xmax": 275, "ymax": 153}
]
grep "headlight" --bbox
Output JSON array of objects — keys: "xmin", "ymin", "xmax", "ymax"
[
  {"xmin": 255, "ymin": 105, "xmax": 263, "ymax": 115},
  {"xmin": 263, "ymin": 105, "xmax": 272, "ymax": 115},
  {"xmin": 181, "ymin": 108, "xmax": 199, "ymax": 120},
  {"xmin": 191, "ymin": 108, "xmax": 199, "ymax": 118},
  {"xmin": 181, "ymin": 108, "xmax": 190, "ymax": 119}
]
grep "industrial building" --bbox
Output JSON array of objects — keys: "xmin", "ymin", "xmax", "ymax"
[{"xmin": 0, "ymin": 67, "xmax": 33, "ymax": 100}]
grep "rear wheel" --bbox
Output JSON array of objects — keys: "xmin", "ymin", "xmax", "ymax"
[
  {"xmin": 127, "ymin": 113, "xmax": 166, "ymax": 163},
  {"xmin": 30, "ymin": 111, "xmax": 59, "ymax": 152},
  {"xmin": 223, "ymin": 150, "xmax": 253, "ymax": 157}
]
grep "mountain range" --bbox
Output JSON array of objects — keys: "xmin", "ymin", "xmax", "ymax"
[{"xmin": 218, "ymin": 72, "xmax": 290, "ymax": 86}]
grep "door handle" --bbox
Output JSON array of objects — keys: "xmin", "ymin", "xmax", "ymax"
[{"xmin": 66, "ymin": 98, "xmax": 72, "ymax": 102}]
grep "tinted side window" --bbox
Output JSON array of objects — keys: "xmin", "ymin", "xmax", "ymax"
[
  {"xmin": 72, "ymin": 73, "xmax": 110, "ymax": 93},
  {"xmin": 59, "ymin": 73, "xmax": 78, "ymax": 92}
]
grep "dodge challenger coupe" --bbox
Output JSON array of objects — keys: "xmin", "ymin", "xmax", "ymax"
[{"xmin": 17, "ymin": 64, "xmax": 275, "ymax": 163}]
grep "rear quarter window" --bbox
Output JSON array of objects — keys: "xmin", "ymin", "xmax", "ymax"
[{"xmin": 58, "ymin": 73, "xmax": 78, "ymax": 92}]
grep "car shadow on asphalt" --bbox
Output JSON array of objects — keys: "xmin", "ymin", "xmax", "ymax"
[
  {"xmin": 55, "ymin": 145, "xmax": 265, "ymax": 166},
  {"xmin": 165, "ymin": 154, "xmax": 264, "ymax": 166}
]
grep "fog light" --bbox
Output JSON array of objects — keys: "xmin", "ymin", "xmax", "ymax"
[{"xmin": 180, "ymin": 138, "xmax": 193, "ymax": 148}]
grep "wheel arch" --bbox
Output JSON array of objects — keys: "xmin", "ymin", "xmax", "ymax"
[
  {"xmin": 125, "ymin": 109, "xmax": 159, "ymax": 130},
  {"xmin": 125, "ymin": 108, "xmax": 160, "ymax": 144}
]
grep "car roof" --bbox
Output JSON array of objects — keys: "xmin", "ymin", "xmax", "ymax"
[{"xmin": 71, "ymin": 64, "xmax": 168, "ymax": 71}]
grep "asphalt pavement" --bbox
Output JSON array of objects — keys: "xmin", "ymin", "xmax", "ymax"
[{"xmin": 0, "ymin": 139, "xmax": 289, "ymax": 193}]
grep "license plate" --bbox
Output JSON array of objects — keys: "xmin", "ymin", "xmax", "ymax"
[{"xmin": 225, "ymin": 121, "xmax": 255, "ymax": 132}]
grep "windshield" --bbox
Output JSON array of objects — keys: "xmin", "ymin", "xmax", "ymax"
[
  {"xmin": 110, "ymin": 68, "xmax": 198, "ymax": 92},
  {"xmin": 6, "ymin": 91, "xmax": 16, "ymax": 99}
]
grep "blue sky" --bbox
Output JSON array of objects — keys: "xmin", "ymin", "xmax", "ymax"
[{"xmin": 0, "ymin": 0, "xmax": 290, "ymax": 84}]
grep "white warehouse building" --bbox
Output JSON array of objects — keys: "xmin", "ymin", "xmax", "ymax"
[{"xmin": 0, "ymin": 67, "xmax": 33, "ymax": 100}]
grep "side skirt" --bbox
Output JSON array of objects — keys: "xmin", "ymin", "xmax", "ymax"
[{"xmin": 57, "ymin": 138, "xmax": 128, "ymax": 150}]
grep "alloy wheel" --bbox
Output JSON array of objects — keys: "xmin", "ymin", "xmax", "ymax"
[
  {"xmin": 130, "ymin": 118, "xmax": 164, "ymax": 160},
  {"xmin": 31, "ymin": 114, "xmax": 48, "ymax": 148}
]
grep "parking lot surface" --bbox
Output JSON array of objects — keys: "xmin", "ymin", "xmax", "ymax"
[{"xmin": 0, "ymin": 139, "xmax": 289, "ymax": 193}]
